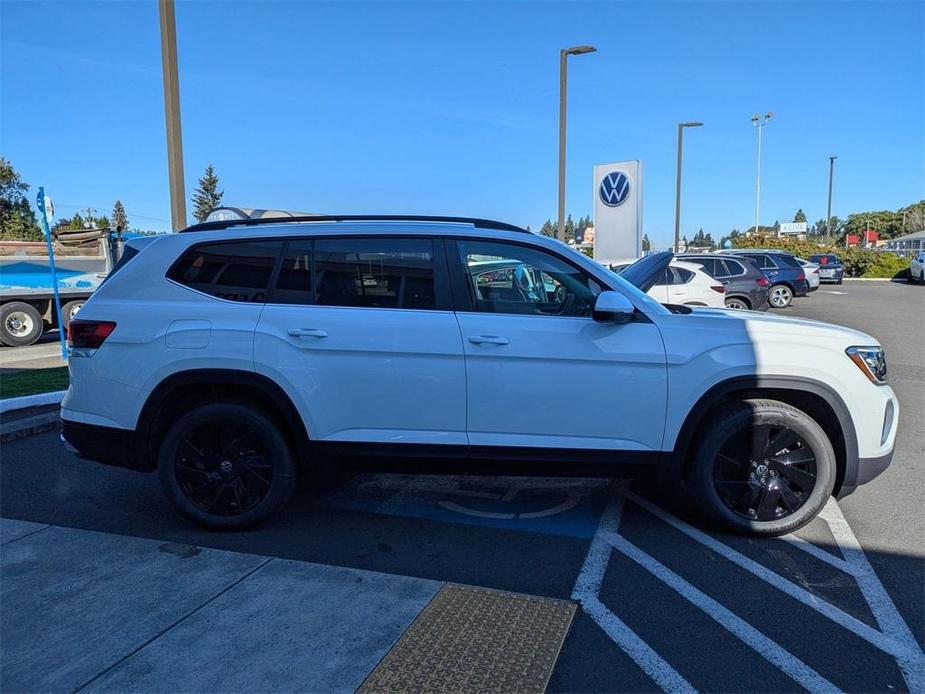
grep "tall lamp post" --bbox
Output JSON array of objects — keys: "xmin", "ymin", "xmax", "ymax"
[
  {"xmin": 750, "ymin": 112, "xmax": 773, "ymax": 235},
  {"xmin": 826, "ymin": 155, "xmax": 837, "ymax": 243},
  {"xmin": 158, "ymin": 0, "xmax": 187, "ymax": 231},
  {"xmin": 673, "ymin": 121, "xmax": 703, "ymax": 252},
  {"xmin": 557, "ymin": 44, "xmax": 596, "ymax": 242}
]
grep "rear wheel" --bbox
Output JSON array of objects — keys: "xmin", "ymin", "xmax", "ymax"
[
  {"xmin": 158, "ymin": 402, "xmax": 296, "ymax": 529},
  {"xmin": 768, "ymin": 284, "xmax": 793, "ymax": 308},
  {"xmin": 0, "ymin": 302, "xmax": 44, "ymax": 347},
  {"xmin": 687, "ymin": 399, "xmax": 835, "ymax": 536},
  {"xmin": 60, "ymin": 300, "xmax": 84, "ymax": 327},
  {"xmin": 724, "ymin": 296, "xmax": 750, "ymax": 310}
]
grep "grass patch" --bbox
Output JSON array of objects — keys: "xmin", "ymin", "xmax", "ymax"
[{"xmin": 0, "ymin": 367, "xmax": 69, "ymax": 399}]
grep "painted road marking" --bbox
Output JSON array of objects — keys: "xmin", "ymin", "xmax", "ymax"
[{"xmin": 574, "ymin": 489, "xmax": 925, "ymax": 692}]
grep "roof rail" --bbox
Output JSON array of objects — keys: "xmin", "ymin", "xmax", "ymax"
[{"xmin": 180, "ymin": 214, "xmax": 530, "ymax": 234}]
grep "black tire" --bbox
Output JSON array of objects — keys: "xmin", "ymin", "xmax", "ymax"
[
  {"xmin": 59, "ymin": 300, "xmax": 84, "ymax": 327},
  {"xmin": 724, "ymin": 296, "xmax": 750, "ymax": 310},
  {"xmin": 768, "ymin": 284, "xmax": 793, "ymax": 308},
  {"xmin": 158, "ymin": 402, "xmax": 296, "ymax": 529},
  {"xmin": 836, "ymin": 278, "xmax": 843, "ymax": 285},
  {"xmin": 0, "ymin": 302, "xmax": 44, "ymax": 347},
  {"xmin": 687, "ymin": 399, "xmax": 836, "ymax": 537}
]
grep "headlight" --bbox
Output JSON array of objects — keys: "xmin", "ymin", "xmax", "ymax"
[{"xmin": 846, "ymin": 346, "xmax": 888, "ymax": 384}]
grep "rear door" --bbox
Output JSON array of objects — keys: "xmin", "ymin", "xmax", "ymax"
[{"xmin": 254, "ymin": 236, "xmax": 467, "ymax": 446}]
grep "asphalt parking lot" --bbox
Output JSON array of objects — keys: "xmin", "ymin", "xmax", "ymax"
[{"xmin": 2, "ymin": 280, "xmax": 923, "ymax": 692}]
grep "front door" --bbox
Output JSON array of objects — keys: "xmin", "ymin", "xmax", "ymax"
[
  {"xmin": 255, "ymin": 236, "xmax": 467, "ymax": 446},
  {"xmin": 450, "ymin": 239, "xmax": 668, "ymax": 453}
]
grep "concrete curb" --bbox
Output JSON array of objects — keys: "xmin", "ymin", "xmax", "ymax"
[
  {"xmin": 0, "ymin": 390, "xmax": 66, "ymax": 415},
  {"xmin": 0, "ymin": 410, "xmax": 60, "ymax": 443}
]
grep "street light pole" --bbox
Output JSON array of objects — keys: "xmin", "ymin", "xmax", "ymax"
[
  {"xmin": 751, "ymin": 112, "xmax": 773, "ymax": 235},
  {"xmin": 673, "ymin": 121, "xmax": 703, "ymax": 253},
  {"xmin": 557, "ymin": 44, "xmax": 596, "ymax": 242},
  {"xmin": 158, "ymin": 0, "xmax": 187, "ymax": 231},
  {"xmin": 826, "ymin": 155, "xmax": 837, "ymax": 244}
]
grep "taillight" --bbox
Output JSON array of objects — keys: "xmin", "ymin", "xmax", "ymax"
[
  {"xmin": 710, "ymin": 285, "xmax": 725, "ymax": 294},
  {"xmin": 797, "ymin": 270, "xmax": 806, "ymax": 281},
  {"xmin": 67, "ymin": 320, "xmax": 116, "ymax": 350},
  {"xmin": 755, "ymin": 276, "xmax": 770, "ymax": 287}
]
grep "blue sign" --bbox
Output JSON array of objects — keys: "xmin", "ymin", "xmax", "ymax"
[{"xmin": 599, "ymin": 171, "xmax": 631, "ymax": 207}]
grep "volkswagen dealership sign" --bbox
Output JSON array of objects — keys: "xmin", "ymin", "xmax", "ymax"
[{"xmin": 594, "ymin": 161, "xmax": 643, "ymax": 262}]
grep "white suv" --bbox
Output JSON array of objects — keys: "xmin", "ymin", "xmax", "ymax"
[{"xmin": 60, "ymin": 215, "xmax": 898, "ymax": 536}]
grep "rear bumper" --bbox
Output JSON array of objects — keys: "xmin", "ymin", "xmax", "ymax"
[{"xmin": 61, "ymin": 419, "xmax": 150, "ymax": 472}]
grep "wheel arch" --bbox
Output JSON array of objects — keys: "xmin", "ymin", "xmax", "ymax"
[
  {"xmin": 136, "ymin": 369, "xmax": 309, "ymax": 472},
  {"xmin": 666, "ymin": 376, "xmax": 858, "ymax": 496}
]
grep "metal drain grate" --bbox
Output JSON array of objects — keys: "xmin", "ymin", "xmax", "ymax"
[{"xmin": 359, "ymin": 583, "xmax": 576, "ymax": 693}]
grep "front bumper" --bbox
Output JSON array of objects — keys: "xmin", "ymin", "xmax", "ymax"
[
  {"xmin": 836, "ymin": 447, "xmax": 895, "ymax": 498},
  {"xmin": 61, "ymin": 419, "xmax": 151, "ymax": 472}
]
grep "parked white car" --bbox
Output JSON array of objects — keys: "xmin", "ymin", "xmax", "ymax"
[
  {"xmin": 796, "ymin": 258, "xmax": 821, "ymax": 291},
  {"xmin": 604, "ymin": 259, "xmax": 727, "ymax": 308},
  {"xmin": 61, "ymin": 218, "xmax": 897, "ymax": 537},
  {"xmin": 910, "ymin": 252, "xmax": 925, "ymax": 285}
]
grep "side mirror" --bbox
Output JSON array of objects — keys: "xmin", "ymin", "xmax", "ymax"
[{"xmin": 593, "ymin": 290, "xmax": 635, "ymax": 323}]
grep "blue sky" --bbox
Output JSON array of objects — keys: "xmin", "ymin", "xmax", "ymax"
[{"xmin": 2, "ymin": 1, "xmax": 923, "ymax": 247}]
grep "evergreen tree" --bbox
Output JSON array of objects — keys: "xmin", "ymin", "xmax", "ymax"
[
  {"xmin": 191, "ymin": 165, "xmax": 223, "ymax": 223},
  {"xmin": 69, "ymin": 212, "xmax": 85, "ymax": 229},
  {"xmin": 794, "ymin": 208, "xmax": 807, "ymax": 224},
  {"xmin": 0, "ymin": 157, "xmax": 42, "ymax": 241},
  {"xmin": 642, "ymin": 233, "xmax": 651, "ymax": 252},
  {"xmin": 112, "ymin": 200, "xmax": 128, "ymax": 232},
  {"xmin": 564, "ymin": 214, "xmax": 575, "ymax": 242},
  {"xmin": 539, "ymin": 219, "xmax": 556, "ymax": 237}
]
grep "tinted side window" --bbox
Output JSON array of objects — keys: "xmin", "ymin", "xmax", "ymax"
[
  {"xmin": 270, "ymin": 240, "xmax": 313, "ymax": 304},
  {"xmin": 720, "ymin": 259, "xmax": 744, "ymax": 277},
  {"xmin": 168, "ymin": 241, "xmax": 283, "ymax": 302},
  {"xmin": 692, "ymin": 258, "xmax": 717, "ymax": 277},
  {"xmin": 457, "ymin": 240, "xmax": 602, "ymax": 317},
  {"xmin": 671, "ymin": 267, "xmax": 694, "ymax": 284},
  {"xmin": 778, "ymin": 254, "xmax": 801, "ymax": 269},
  {"xmin": 314, "ymin": 238, "xmax": 435, "ymax": 310}
]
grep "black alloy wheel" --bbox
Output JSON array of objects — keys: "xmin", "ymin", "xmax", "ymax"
[
  {"xmin": 174, "ymin": 420, "xmax": 273, "ymax": 516},
  {"xmin": 712, "ymin": 423, "xmax": 817, "ymax": 521}
]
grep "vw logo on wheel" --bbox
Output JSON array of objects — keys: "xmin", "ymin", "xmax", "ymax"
[{"xmin": 599, "ymin": 171, "xmax": 631, "ymax": 207}]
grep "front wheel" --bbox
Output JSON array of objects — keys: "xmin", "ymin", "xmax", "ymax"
[
  {"xmin": 768, "ymin": 284, "xmax": 793, "ymax": 308},
  {"xmin": 158, "ymin": 402, "xmax": 296, "ymax": 529},
  {"xmin": 687, "ymin": 399, "xmax": 835, "ymax": 536},
  {"xmin": 0, "ymin": 302, "xmax": 44, "ymax": 347}
]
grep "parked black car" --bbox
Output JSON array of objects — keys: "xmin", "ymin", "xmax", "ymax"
[
  {"xmin": 679, "ymin": 254, "xmax": 770, "ymax": 310},
  {"xmin": 808, "ymin": 253, "xmax": 845, "ymax": 284},
  {"xmin": 721, "ymin": 250, "xmax": 809, "ymax": 308}
]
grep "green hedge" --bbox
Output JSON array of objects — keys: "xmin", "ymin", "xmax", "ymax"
[{"xmin": 731, "ymin": 235, "xmax": 910, "ymax": 279}]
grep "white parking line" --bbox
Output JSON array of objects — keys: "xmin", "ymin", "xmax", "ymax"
[
  {"xmin": 572, "ymin": 488, "xmax": 695, "ymax": 693},
  {"xmin": 574, "ymin": 489, "xmax": 925, "ymax": 692}
]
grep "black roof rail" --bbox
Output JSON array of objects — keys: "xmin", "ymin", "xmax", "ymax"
[{"xmin": 180, "ymin": 214, "xmax": 530, "ymax": 234}]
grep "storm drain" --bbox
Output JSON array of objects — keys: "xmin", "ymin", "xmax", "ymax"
[{"xmin": 358, "ymin": 583, "xmax": 576, "ymax": 693}]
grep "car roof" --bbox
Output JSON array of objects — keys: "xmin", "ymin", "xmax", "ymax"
[{"xmin": 181, "ymin": 214, "xmax": 529, "ymax": 235}]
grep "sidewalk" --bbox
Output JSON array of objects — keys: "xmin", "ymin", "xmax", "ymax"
[{"xmin": 0, "ymin": 519, "xmax": 575, "ymax": 693}]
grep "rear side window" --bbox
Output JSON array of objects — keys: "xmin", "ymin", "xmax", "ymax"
[
  {"xmin": 744, "ymin": 254, "xmax": 775, "ymax": 269},
  {"xmin": 168, "ymin": 241, "xmax": 283, "ymax": 302},
  {"xmin": 777, "ymin": 254, "xmax": 801, "ymax": 269},
  {"xmin": 692, "ymin": 258, "xmax": 717, "ymax": 277},
  {"xmin": 314, "ymin": 238, "xmax": 435, "ymax": 310},
  {"xmin": 719, "ymin": 259, "xmax": 745, "ymax": 277}
]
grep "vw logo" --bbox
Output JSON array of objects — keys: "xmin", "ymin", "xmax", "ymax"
[{"xmin": 599, "ymin": 171, "xmax": 631, "ymax": 207}]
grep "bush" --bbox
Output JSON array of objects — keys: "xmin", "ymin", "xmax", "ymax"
[{"xmin": 730, "ymin": 234, "xmax": 909, "ymax": 278}]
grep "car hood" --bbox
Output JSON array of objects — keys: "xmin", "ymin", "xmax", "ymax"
[
  {"xmin": 693, "ymin": 306, "xmax": 879, "ymax": 346},
  {"xmin": 619, "ymin": 251, "xmax": 673, "ymax": 293}
]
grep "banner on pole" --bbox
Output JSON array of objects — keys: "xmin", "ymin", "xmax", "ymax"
[{"xmin": 593, "ymin": 160, "xmax": 643, "ymax": 263}]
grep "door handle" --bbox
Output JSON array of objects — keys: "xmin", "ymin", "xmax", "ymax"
[
  {"xmin": 468, "ymin": 335, "xmax": 509, "ymax": 345},
  {"xmin": 288, "ymin": 328, "xmax": 328, "ymax": 338}
]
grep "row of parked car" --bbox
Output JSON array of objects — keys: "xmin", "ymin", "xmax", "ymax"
[{"xmin": 609, "ymin": 250, "xmax": 845, "ymax": 310}]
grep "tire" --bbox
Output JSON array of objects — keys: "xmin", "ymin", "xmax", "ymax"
[
  {"xmin": 724, "ymin": 297, "xmax": 750, "ymax": 310},
  {"xmin": 836, "ymin": 278, "xmax": 843, "ymax": 285},
  {"xmin": 59, "ymin": 300, "xmax": 84, "ymax": 327},
  {"xmin": 158, "ymin": 402, "xmax": 297, "ymax": 529},
  {"xmin": 768, "ymin": 284, "xmax": 793, "ymax": 308},
  {"xmin": 687, "ymin": 399, "xmax": 836, "ymax": 537},
  {"xmin": 0, "ymin": 302, "xmax": 44, "ymax": 347}
]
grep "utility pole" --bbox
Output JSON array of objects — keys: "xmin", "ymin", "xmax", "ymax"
[
  {"xmin": 557, "ymin": 45, "xmax": 596, "ymax": 242},
  {"xmin": 158, "ymin": 0, "xmax": 187, "ymax": 231},
  {"xmin": 673, "ymin": 121, "xmax": 703, "ymax": 252},
  {"xmin": 826, "ymin": 155, "xmax": 837, "ymax": 244},
  {"xmin": 751, "ymin": 112, "xmax": 773, "ymax": 235}
]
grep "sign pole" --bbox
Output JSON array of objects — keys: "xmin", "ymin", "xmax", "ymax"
[{"xmin": 36, "ymin": 187, "xmax": 68, "ymax": 361}]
